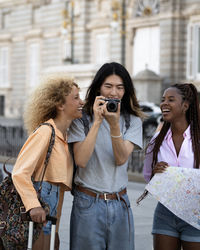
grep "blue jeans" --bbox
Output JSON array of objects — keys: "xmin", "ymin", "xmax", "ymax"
[
  {"xmin": 70, "ymin": 188, "xmax": 135, "ymax": 250},
  {"xmin": 34, "ymin": 181, "xmax": 60, "ymax": 235}
]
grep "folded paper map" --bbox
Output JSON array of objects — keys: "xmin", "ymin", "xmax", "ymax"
[{"xmin": 145, "ymin": 167, "xmax": 200, "ymax": 229}]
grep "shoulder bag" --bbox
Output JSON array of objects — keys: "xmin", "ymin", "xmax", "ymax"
[{"xmin": 0, "ymin": 123, "xmax": 55, "ymax": 250}]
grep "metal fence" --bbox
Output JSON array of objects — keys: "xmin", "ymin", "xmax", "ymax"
[
  {"xmin": 0, "ymin": 125, "xmax": 27, "ymax": 157},
  {"xmin": 128, "ymin": 150, "xmax": 145, "ymax": 173},
  {"xmin": 0, "ymin": 125, "xmax": 147, "ymax": 174}
]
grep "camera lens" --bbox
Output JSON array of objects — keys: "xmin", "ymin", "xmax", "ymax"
[{"xmin": 107, "ymin": 100, "xmax": 118, "ymax": 112}]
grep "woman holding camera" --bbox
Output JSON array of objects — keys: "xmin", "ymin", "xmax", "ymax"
[{"xmin": 68, "ymin": 62, "xmax": 143, "ymax": 250}]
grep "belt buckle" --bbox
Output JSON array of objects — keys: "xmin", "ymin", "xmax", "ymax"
[
  {"xmin": 0, "ymin": 221, "xmax": 6, "ymax": 229},
  {"xmin": 104, "ymin": 193, "xmax": 109, "ymax": 201},
  {"xmin": 20, "ymin": 206, "xmax": 26, "ymax": 214}
]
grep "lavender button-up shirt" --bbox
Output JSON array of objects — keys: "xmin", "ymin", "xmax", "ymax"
[{"xmin": 143, "ymin": 125, "xmax": 195, "ymax": 182}]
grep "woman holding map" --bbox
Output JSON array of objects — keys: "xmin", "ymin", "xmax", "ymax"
[{"xmin": 139, "ymin": 83, "xmax": 200, "ymax": 250}]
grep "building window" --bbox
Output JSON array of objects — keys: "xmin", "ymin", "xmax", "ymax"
[
  {"xmin": 0, "ymin": 47, "xmax": 9, "ymax": 88},
  {"xmin": 187, "ymin": 23, "xmax": 200, "ymax": 80},
  {"xmin": 133, "ymin": 26, "xmax": 160, "ymax": 76},
  {"xmin": 0, "ymin": 95, "xmax": 5, "ymax": 116},
  {"xmin": 63, "ymin": 39, "xmax": 71, "ymax": 62},
  {"xmin": 28, "ymin": 43, "xmax": 40, "ymax": 88},
  {"xmin": 32, "ymin": 6, "xmax": 41, "ymax": 25},
  {"xmin": 2, "ymin": 11, "xmax": 10, "ymax": 29},
  {"xmin": 94, "ymin": 33, "xmax": 110, "ymax": 65}
]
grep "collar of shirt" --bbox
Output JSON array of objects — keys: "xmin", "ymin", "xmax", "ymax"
[
  {"xmin": 165, "ymin": 125, "xmax": 191, "ymax": 142},
  {"xmin": 46, "ymin": 119, "xmax": 67, "ymax": 143}
]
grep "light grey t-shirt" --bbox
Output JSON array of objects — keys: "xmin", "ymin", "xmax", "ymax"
[{"xmin": 68, "ymin": 114, "xmax": 143, "ymax": 193}]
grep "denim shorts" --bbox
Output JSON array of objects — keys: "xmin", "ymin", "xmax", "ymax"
[
  {"xmin": 34, "ymin": 181, "xmax": 60, "ymax": 235},
  {"xmin": 152, "ymin": 202, "xmax": 200, "ymax": 242}
]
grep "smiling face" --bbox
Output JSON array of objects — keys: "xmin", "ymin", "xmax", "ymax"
[
  {"xmin": 160, "ymin": 87, "xmax": 189, "ymax": 123},
  {"xmin": 61, "ymin": 85, "xmax": 84, "ymax": 120},
  {"xmin": 100, "ymin": 74, "xmax": 125, "ymax": 100}
]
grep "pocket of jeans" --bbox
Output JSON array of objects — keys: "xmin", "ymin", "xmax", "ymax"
[
  {"xmin": 41, "ymin": 182, "xmax": 52, "ymax": 195},
  {"xmin": 74, "ymin": 194, "xmax": 94, "ymax": 211},
  {"xmin": 154, "ymin": 203, "xmax": 171, "ymax": 221},
  {"xmin": 38, "ymin": 183, "xmax": 52, "ymax": 207}
]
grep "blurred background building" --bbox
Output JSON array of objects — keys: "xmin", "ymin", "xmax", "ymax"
[
  {"xmin": 0, "ymin": 0, "xmax": 200, "ymax": 177},
  {"xmin": 0, "ymin": 0, "xmax": 200, "ymax": 122}
]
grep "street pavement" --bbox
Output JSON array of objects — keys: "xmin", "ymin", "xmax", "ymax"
[{"xmin": 59, "ymin": 182, "xmax": 157, "ymax": 250}]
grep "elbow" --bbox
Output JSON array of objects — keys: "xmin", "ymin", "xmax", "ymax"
[
  {"xmin": 74, "ymin": 153, "xmax": 88, "ymax": 168},
  {"xmin": 12, "ymin": 171, "xmax": 17, "ymax": 182},
  {"xmin": 116, "ymin": 158, "xmax": 127, "ymax": 166},
  {"xmin": 144, "ymin": 174, "xmax": 151, "ymax": 183},
  {"xmin": 12, "ymin": 171, "xmax": 20, "ymax": 189},
  {"xmin": 115, "ymin": 151, "xmax": 131, "ymax": 166},
  {"xmin": 77, "ymin": 163, "xmax": 86, "ymax": 168},
  {"xmin": 116, "ymin": 152, "xmax": 130, "ymax": 166},
  {"xmin": 74, "ymin": 159, "xmax": 87, "ymax": 168}
]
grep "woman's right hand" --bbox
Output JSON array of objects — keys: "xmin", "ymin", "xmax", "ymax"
[
  {"xmin": 29, "ymin": 206, "xmax": 46, "ymax": 224},
  {"xmin": 152, "ymin": 161, "xmax": 168, "ymax": 175},
  {"xmin": 93, "ymin": 96, "xmax": 106, "ymax": 123}
]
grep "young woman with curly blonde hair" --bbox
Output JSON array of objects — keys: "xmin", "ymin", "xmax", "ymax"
[{"xmin": 12, "ymin": 72, "xmax": 84, "ymax": 250}]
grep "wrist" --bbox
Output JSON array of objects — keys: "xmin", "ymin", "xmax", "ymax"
[
  {"xmin": 110, "ymin": 133, "xmax": 122, "ymax": 138},
  {"xmin": 93, "ymin": 120, "xmax": 102, "ymax": 128},
  {"xmin": 110, "ymin": 123, "xmax": 120, "ymax": 134},
  {"xmin": 109, "ymin": 123, "xmax": 120, "ymax": 131}
]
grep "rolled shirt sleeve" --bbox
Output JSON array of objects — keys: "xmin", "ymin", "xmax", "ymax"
[
  {"xmin": 123, "ymin": 115, "xmax": 143, "ymax": 150},
  {"xmin": 68, "ymin": 118, "xmax": 86, "ymax": 143}
]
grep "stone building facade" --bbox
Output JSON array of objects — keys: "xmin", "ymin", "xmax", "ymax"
[{"xmin": 0, "ymin": 0, "xmax": 200, "ymax": 120}]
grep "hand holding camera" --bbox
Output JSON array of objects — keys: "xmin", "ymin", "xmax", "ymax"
[
  {"xmin": 100, "ymin": 98, "xmax": 121, "ymax": 112},
  {"xmin": 93, "ymin": 96, "xmax": 121, "ymax": 130}
]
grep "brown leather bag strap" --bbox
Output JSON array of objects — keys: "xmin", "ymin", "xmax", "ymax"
[{"xmin": 3, "ymin": 158, "xmax": 12, "ymax": 177}]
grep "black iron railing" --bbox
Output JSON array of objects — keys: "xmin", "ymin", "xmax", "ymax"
[
  {"xmin": 128, "ymin": 150, "xmax": 145, "ymax": 173},
  {"xmin": 0, "ymin": 125, "xmax": 149, "ymax": 174},
  {"xmin": 0, "ymin": 125, "xmax": 27, "ymax": 157}
]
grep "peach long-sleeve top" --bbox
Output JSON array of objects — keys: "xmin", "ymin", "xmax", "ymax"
[{"xmin": 12, "ymin": 119, "xmax": 73, "ymax": 212}]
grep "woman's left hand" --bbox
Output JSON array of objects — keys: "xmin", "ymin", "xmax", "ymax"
[{"xmin": 29, "ymin": 206, "xmax": 47, "ymax": 224}]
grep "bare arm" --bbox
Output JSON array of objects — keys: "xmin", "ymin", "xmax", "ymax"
[
  {"xmin": 104, "ymin": 102, "xmax": 134, "ymax": 166},
  {"xmin": 110, "ymin": 131, "xmax": 134, "ymax": 165},
  {"xmin": 73, "ymin": 120, "xmax": 101, "ymax": 167},
  {"xmin": 73, "ymin": 96, "xmax": 105, "ymax": 168}
]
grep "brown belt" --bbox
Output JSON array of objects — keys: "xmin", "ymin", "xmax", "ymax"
[{"xmin": 76, "ymin": 185, "xmax": 127, "ymax": 200}]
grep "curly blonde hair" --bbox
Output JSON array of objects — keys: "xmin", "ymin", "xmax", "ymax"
[{"xmin": 24, "ymin": 72, "xmax": 78, "ymax": 134}]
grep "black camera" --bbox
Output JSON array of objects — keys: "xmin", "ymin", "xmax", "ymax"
[{"xmin": 104, "ymin": 98, "xmax": 120, "ymax": 112}]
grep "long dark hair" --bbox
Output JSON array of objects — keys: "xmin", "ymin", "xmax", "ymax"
[
  {"xmin": 84, "ymin": 62, "xmax": 143, "ymax": 119},
  {"xmin": 137, "ymin": 83, "xmax": 200, "ymax": 203}
]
